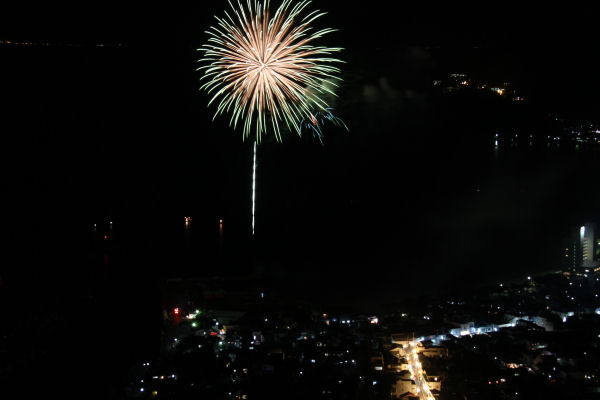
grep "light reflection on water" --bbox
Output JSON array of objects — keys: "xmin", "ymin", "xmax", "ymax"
[{"xmin": 72, "ymin": 137, "xmax": 600, "ymax": 302}]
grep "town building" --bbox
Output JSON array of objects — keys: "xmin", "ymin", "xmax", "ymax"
[{"xmin": 565, "ymin": 223, "xmax": 598, "ymax": 270}]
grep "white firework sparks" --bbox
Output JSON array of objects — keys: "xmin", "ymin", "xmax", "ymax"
[{"xmin": 197, "ymin": 0, "xmax": 344, "ymax": 142}]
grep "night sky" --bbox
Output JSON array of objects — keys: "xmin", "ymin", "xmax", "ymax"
[{"xmin": 3, "ymin": 3, "xmax": 600, "ymax": 306}]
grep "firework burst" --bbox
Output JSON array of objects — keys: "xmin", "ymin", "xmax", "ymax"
[{"xmin": 198, "ymin": 0, "xmax": 344, "ymax": 143}]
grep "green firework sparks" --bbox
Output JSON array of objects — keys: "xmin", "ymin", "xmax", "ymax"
[{"xmin": 197, "ymin": 0, "xmax": 344, "ymax": 143}]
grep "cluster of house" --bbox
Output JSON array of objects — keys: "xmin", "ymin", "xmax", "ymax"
[{"xmin": 366, "ymin": 333, "xmax": 448, "ymax": 399}]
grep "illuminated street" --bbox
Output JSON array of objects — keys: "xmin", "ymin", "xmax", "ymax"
[{"xmin": 403, "ymin": 342, "xmax": 435, "ymax": 400}]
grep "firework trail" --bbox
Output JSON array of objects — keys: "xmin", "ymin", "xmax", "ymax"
[{"xmin": 198, "ymin": 0, "xmax": 345, "ymax": 143}]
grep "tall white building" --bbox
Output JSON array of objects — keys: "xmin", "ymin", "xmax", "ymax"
[
  {"xmin": 566, "ymin": 223, "xmax": 598, "ymax": 270},
  {"xmin": 581, "ymin": 224, "xmax": 596, "ymax": 268}
]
